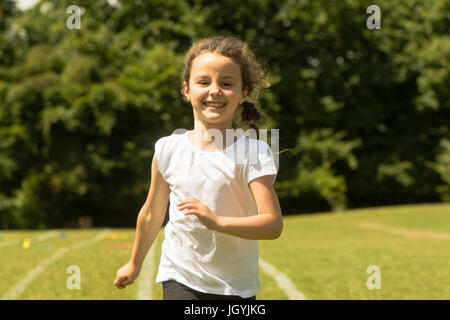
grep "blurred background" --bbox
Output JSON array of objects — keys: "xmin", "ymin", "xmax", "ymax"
[{"xmin": 0, "ymin": 0, "xmax": 448, "ymax": 229}]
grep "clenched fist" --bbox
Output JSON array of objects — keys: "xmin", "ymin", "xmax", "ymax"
[{"xmin": 114, "ymin": 261, "xmax": 140, "ymax": 289}]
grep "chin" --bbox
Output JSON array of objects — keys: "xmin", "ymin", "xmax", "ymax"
[{"xmin": 202, "ymin": 115, "xmax": 229, "ymax": 123}]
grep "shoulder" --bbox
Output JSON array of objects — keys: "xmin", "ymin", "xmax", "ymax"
[
  {"xmin": 246, "ymin": 136, "xmax": 273, "ymax": 157},
  {"xmin": 154, "ymin": 129, "xmax": 188, "ymax": 174},
  {"xmin": 155, "ymin": 129, "xmax": 187, "ymax": 150},
  {"xmin": 154, "ymin": 129, "xmax": 187, "ymax": 166}
]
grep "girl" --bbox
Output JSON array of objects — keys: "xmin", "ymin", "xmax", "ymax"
[{"xmin": 114, "ymin": 35, "xmax": 282, "ymax": 300}]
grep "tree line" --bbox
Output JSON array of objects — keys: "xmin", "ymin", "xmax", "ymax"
[{"xmin": 0, "ymin": 0, "xmax": 448, "ymax": 228}]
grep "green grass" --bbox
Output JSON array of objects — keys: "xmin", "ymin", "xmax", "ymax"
[{"xmin": 0, "ymin": 203, "xmax": 448, "ymax": 299}]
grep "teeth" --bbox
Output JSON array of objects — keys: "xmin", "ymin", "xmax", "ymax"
[{"xmin": 205, "ymin": 102, "xmax": 225, "ymax": 107}]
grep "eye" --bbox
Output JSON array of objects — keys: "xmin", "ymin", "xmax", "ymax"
[
  {"xmin": 198, "ymin": 80, "xmax": 208, "ymax": 85},
  {"xmin": 223, "ymin": 82, "xmax": 232, "ymax": 87}
]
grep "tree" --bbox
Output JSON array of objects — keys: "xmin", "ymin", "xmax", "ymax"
[{"xmin": 0, "ymin": 0, "xmax": 448, "ymax": 228}]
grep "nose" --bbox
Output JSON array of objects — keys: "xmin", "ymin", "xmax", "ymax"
[{"xmin": 209, "ymin": 82, "xmax": 222, "ymax": 96}]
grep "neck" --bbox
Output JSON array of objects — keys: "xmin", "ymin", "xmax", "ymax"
[{"xmin": 190, "ymin": 119, "xmax": 237, "ymax": 151}]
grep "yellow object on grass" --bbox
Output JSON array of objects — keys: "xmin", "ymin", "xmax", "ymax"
[{"xmin": 22, "ymin": 238, "xmax": 31, "ymax": 250}]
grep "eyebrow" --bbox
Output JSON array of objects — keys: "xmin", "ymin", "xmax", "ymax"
[{"xmin": 193, "ymin": 75, "xmax": 238, "ymax": 81}]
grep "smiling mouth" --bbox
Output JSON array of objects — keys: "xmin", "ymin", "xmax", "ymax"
[{"xmin": 203, "ymin": 102, "xmax": 226, "ymax": 109}]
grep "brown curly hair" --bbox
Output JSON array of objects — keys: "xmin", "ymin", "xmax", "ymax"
[{"xmin": 181, "ymin": 35, "xmax": 270, "ymax": 139}]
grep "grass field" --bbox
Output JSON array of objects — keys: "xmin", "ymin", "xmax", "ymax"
[{"xmin": 0, "ymin": 203, "xmax": 449, "ymax": 300}]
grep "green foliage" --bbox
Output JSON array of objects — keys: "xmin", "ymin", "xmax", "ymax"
[
  {"xmin": 426, "ymin": 139, "xmax": 450, "ymax": 202},
  {"xmin": 0, "ymin": 0, "xmax": 448, "ymax": 228}
]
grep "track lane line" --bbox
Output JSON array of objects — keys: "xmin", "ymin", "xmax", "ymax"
[
  {"xmin": 259, "ymin": 258, "xmax": 306, "ymax": 300},
  {"xmin": 1, "ymin": 229, "xmax": 111, "ymax": 300},
  {"xmin": 0, "ymin": 230, "xmax": 58, "ymax": 248},
  {"xmin": 137, "ymin": 241, "xmax": 156, "ymax": 300}
]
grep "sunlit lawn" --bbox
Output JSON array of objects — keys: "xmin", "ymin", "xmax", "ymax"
[{"xmin": 1, "ymin": 203, "xmax": 448, "ymax": 299}]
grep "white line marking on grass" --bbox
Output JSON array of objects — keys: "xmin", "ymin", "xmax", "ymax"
[
  {"xmin": 357, "ymin": 222, "xmax": 450, "ymax": 240},
  {"xmin": 137, "ymin": 242, "xmax": 156, "ymax": 300},
  {"xmin": 0, "ymin": 239, "xmax": 20, "ymax": 248},
  {"xmin": 1, "ymin": 229, "xmax": 111, "ymax": 300},
  {"xmin": 0, "ymin": 231, "xmax": 58, "ymax": 248},
  {"xmin": 34, "ymin": 231, "xmax": 59, "ymax": 242},
  {"xmin": 259, "ymin": 258, "xmax": 306, "ymax": 300}
]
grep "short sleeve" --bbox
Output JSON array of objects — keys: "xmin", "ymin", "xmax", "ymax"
[
  {"xmin": 154, "ymin": 136, "xmax": 167, "ymax": 176},
  {"xmin": 247, "ymin": 140, "xmax": 278, "ymax": 185}
]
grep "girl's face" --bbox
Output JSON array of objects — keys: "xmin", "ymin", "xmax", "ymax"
[{"xmin": 183, "ymin": 52, "xmax": 247, "ymax": 126}]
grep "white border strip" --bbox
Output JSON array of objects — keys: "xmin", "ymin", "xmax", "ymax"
[{"xmin": 259, "ymin": 258, "xmax": 306, "ymax": 300}]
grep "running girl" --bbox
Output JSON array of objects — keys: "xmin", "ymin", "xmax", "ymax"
[{"xmin": 114, "ymin": 35, "xmax": 282, "ymax": 300}]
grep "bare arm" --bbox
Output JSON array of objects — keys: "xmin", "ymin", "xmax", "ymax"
[
  {"xmin": 131, "ymin": 154, "xmax": 170, "ymax": 268},
  {"xmin": 178, "ymin": 175, "xmax": 282, "ymax": 240},
  {"xmin": 115, "ymin": 154, "xmax": 170, "ymax": 289},
  {"xmin": 215, "ymin": 175, "xmax": 283, "ymax": 240}
]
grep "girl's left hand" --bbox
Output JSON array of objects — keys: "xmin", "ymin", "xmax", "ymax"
[{"xmin": 177, "ymin": 198, "xmax": 220, "ymax": 230}]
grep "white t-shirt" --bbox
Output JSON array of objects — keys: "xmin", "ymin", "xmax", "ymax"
[{"xmin": 154, "ymin": 129, "xmax": 278, "ymax": 298}]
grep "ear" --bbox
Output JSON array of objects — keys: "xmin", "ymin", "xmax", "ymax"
[{"xmin": 183, "ymin": 81, "xmax": 190, "ymax": 101}]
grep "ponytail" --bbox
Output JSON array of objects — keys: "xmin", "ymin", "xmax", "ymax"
[{"xmin": 240, "ymin": 101, "xmax": 262, "ymax": 139}]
